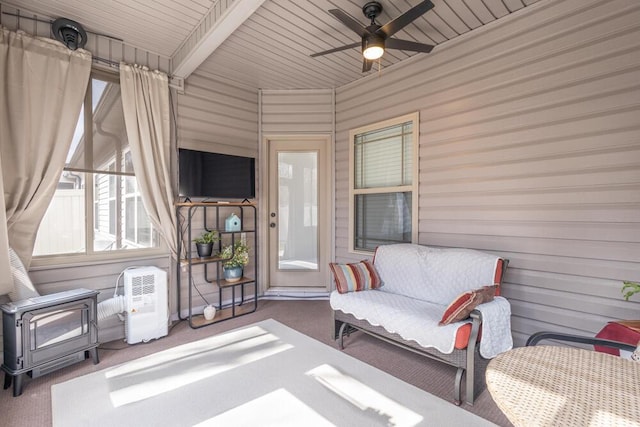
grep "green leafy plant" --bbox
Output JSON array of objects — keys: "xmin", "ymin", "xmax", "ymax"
[
  {"xmin": 621, "ymin": 281, "xmax": 640, "ymax": 301},
  {"xmin": 193, "ymin": 230, "xmax": 219, "ymax": 245},
  {"xmin": 220, "ymin": 241, "xmax": 249, "ymax": 269}
]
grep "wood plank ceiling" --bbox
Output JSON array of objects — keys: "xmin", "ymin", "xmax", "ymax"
[{"xmin": 1, "ymin": 0, "xmax": 542, "ymax": 89}]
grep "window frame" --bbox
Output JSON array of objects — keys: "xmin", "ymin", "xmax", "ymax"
[
  {"xmin": 32, "ymin": 69, "xmax": 165, "ymax": 268},
  {"xmin": 348, "ymin": 112, "xmax": 419, "ymax": 255}
]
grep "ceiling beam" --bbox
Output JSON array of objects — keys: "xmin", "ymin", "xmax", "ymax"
[{"xmin": 171, "ymin": 0, "xmax": 266, "ymax": 80}]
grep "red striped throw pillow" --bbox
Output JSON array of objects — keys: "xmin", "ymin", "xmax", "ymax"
[
  {"xmin": 330, "ymin": 260, "xmax": 382, "ymax": 294},
  {"xmin": 439, "ymin": 285, "xmax": 497, "ymax": 326}
]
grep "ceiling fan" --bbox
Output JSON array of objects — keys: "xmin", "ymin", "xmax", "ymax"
[{"xmin": 310, "ymin": 1, "xmax": 435, "ymax": 72}]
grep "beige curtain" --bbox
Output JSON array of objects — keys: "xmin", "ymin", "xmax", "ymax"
[
  {"xmin": 119, "ymin": 63, "xmax": 177, "ymax": 256},
  {"xmin": 0, "ymin": 27, "xmax": 92, "ymax": 296}
]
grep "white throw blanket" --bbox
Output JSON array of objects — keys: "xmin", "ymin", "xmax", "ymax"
[
  {"xmin": 476, "ymin": 297, "xmax": 513, "ymax": 358},
  {"xmin": 330, "ymin": 291, "xmax": 513, "ymax": 358},
  {"xmin": 375, "ymin": 244, "xmax": 501, "ymax": 306}
]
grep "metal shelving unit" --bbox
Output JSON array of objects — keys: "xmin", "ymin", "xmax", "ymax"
[{"xmin": 175, "ymin": 201, "xmax": 257, "ymax": 328}]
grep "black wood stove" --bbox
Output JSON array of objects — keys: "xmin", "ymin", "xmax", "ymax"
[{"xmin": 1, "ymin": 288, "xmax": 99, "ymax": 396}]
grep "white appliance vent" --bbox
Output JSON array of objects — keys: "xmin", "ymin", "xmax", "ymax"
[{"xmin": 123, "ymin": 267, "xmax": 168, "ymax": 344}]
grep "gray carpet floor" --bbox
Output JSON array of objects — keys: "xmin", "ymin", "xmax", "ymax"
[{"xmin": 0, "ymin": 300, "xmax": 512, "ymax": 426}]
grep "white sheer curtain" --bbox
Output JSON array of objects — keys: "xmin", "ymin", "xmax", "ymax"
[
  {"xmin": 119, "ymin": 63, "xmax": 177, "ymax": 257},
  {"xmin": 0, "ymin": 27, "xmax": 92, "ymax": 296}
]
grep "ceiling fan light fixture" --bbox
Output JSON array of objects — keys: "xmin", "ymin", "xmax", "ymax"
[
  {"xmin": 362, "ymin": 35, "xmax": 384, "ymax": 60},
  {"xmin": 363, "ymin": 45, "xmax": 384, "ymax": 60}
]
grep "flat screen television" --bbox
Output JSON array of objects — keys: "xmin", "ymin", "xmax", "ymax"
[{"xmin": 178, "ymin": 148, "xmax": 255, "ymax": 199}]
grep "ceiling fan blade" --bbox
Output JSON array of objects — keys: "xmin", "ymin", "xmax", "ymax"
[
  {"xmin": 329, "ymin": 9, "xmax": 368, "ymax": 37},
  {"xmin": 310, "ymin": 42, "xmax": 360, "ymax": 57},
  {"xmin": 385, "ymin": 38, "xmax": 434, "ymax": 53},
  {"xmin": 378, "ymin": 0, "xmax": 434, "ymax": 38},
  {"xmin": 362, "ymin": 58, "xmax": 373, "ymax": 72}
]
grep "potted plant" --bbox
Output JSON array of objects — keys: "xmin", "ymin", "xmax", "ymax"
[
  {"xmin": 220, "ymin": 241, "xmax": 249, "ymax": 282},
  {"xmin": 193, "ymin": 230, "xmax": 219, "ymax": 258},
  {"xmin": 621, "ymin": 281, "xmax": 640, "ymax": 301}
]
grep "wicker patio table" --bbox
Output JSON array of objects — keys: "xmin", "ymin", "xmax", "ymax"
[{"xmin": 486, "ymin": 345, "xmax": 640, "ymax": 426}]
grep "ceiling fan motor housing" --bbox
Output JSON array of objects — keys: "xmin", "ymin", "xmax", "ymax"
[{"xmin": 362, "ymin": 2, "xmax": 383, "ymax": 21}]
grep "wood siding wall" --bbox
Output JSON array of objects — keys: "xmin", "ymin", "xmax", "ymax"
[
  {"xmin": 334, "ymin": 0, "xmax": 640, "ymax": 347},
  {"xmin": 260, "ymin": 89, "xmax": 334, "ymax": 135},
  {"xmin": 177, "ymin": 70, "xmax": 258, "ymax": 157}
]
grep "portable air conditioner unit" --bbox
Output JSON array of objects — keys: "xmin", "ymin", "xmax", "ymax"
[{"xmin": 123, "ymin": 266, "xmax": 168, "ymax": 344}]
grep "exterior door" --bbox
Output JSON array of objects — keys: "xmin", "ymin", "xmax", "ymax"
[{"xmin": 267, "ymin": 137, "xmax": 330, "ymax": 290}]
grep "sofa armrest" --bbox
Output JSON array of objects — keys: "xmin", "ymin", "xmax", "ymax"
[
  {"xmin": 469, "ymin": 310, "xmax": 482, "ymax": 347},
  {"xmin": 495, "ymin": 258, "xmax": 509, "ymax": 296}
]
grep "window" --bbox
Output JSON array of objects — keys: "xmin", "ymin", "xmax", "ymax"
[
  {"xmin": 349, "ymin": 112, "xmax": 419, "ymax": 253},
  {"xmin": 33, "ymin": 70, "xmax": 159, "ymax": 259}
]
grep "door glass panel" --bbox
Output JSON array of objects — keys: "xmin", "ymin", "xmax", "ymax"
[{"xmin": 278, "ymin": 151, "xmax": 318, "ymax": 270}]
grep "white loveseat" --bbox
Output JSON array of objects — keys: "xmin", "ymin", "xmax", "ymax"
[{"xmin": 330, "ymin": 243, "xmax": 512, "ymax": 405}]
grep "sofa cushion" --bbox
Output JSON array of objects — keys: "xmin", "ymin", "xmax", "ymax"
[
  {"xmin": 330, "ymin": 260, "xmax": 382, "ymax": 294},
  {"xmin": 439, "ymin": 285, "xmax": 497, "ymax": 325},
  {"xmin": 330, "ymin": 289, "xmax": 464, "ymax": 353}
]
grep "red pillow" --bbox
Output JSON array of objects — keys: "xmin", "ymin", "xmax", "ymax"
[{"xmin": 439, "ymin": 285, "xmax": 497, "ymax": 326}]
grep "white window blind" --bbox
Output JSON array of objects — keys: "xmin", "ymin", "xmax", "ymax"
[{"xmin": 354, "ymin": 122, "xmax": 413, "ymax": 189}]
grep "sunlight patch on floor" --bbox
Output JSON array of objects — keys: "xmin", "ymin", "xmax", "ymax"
[
  {"xmin": 306, "ymin": 364, "xmax": 423, "ymax": 427},
  {"xmin": 105, "ymin": 326, "xmax": 293, "ymax": 407},
  {"xmin": 194, "ymin": 388, "xmax": 334, "ymax": 426}
]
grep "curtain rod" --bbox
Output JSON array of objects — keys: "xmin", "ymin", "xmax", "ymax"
[
  {"xmin": 3, "ymin": 12, "xmax": 181, "ymax": 89},
  {"xmin": 2, "ymin": 11, "xmax": 123, "ymax": 69},
  {"xmin": 1, "ymin": 11, "xmax": 123, "ymax": 41},
  {"xmin": 93, "ymin": 56, "xmax": 120, "ymax": 69},
  {"xmin": 64, "ymin": 167, "xmax": 134, "ymax": 177}
]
